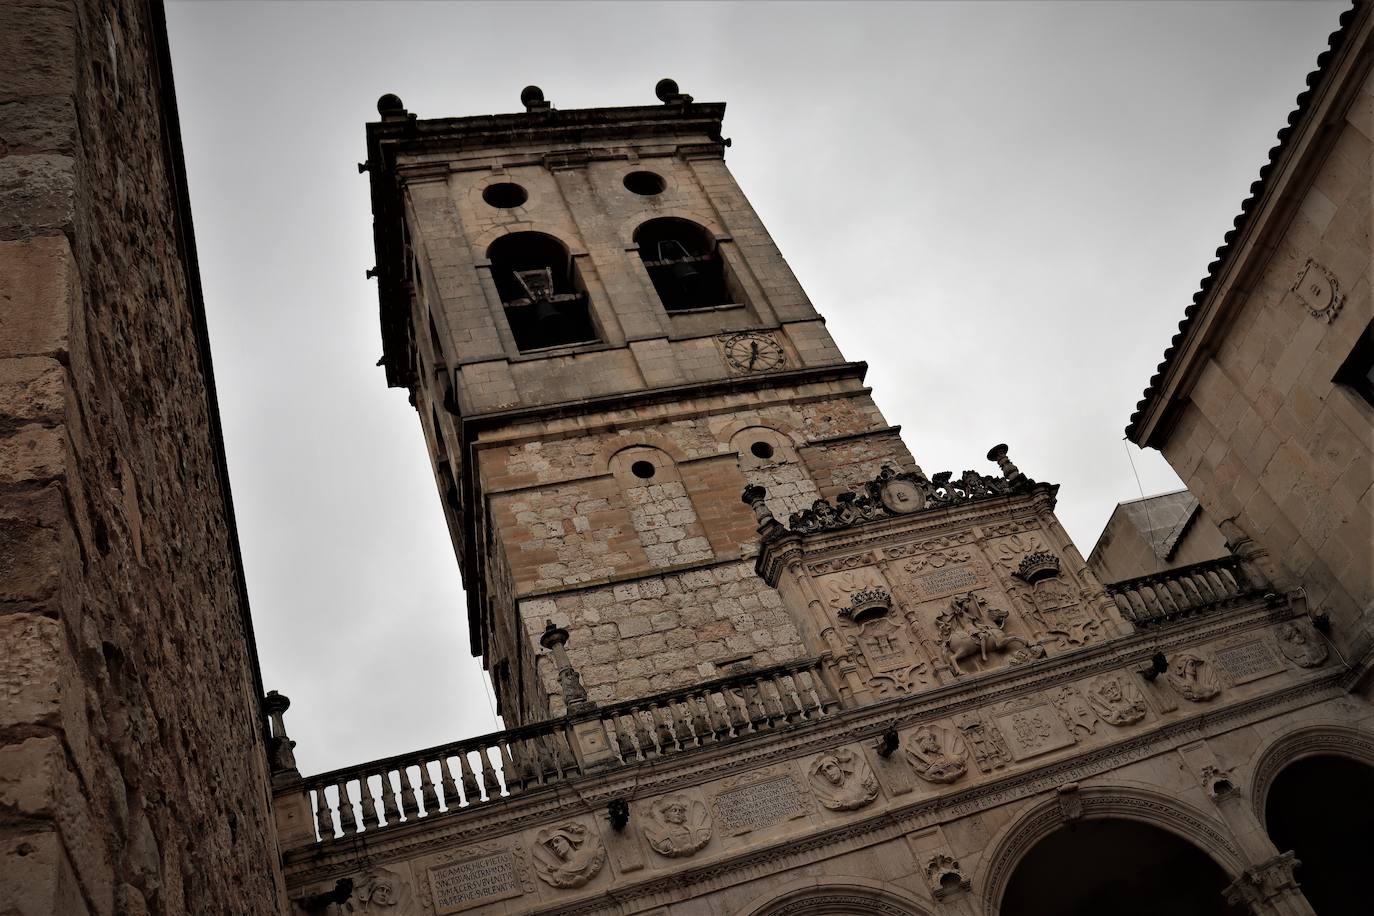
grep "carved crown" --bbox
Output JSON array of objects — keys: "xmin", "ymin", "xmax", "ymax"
[
  {"xmin": 1014, "ymin": 551, "xmax": 1061, "ymax": 583},
  {"xmin": 841, "ymin": 587, "xmax": 892, "ymax": 623}
]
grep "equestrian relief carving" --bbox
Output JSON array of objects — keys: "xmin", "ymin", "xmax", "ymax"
[{"xmin": 936, "ymin": 592, "xmax": 1044, "ymax": 676}]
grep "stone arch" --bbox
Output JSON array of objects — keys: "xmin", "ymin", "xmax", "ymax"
[
  {"xmin": 470, "ymin": 220, "xmax": 590, "ymax": 258},
  {"xmin": 616, "ymin": 206, "xmax": 727, "ymax": 247},
  {"xmin": 729, "ymin": 424, "xmax": 820, "ymax": 522},
  {"xmin": 1245, "ymin": 722, "xmax": 1374, "ymax": 824},
  {"xmin": 597, "ymin": 435, "xmax": 690, "ymax": 474},
  {"xmin": 607, "ymin": 445, "xmax": 713, "ymax": 568},
  {"xmin": 740, "ymin": 876, "xmax": 931, "ymax": 916},
  {"xmin": 978, "ymin": 784, "xmax": 1246, "ymax": 916}
]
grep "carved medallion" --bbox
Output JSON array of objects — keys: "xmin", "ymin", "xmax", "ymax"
[
  {"xmin": 807, "ymin": 747, "xmax": 879, "ymax": 811},
  {"xmin": 1084, "ymin": 672, "xmax": 1148, "ymax": 726},
  {"xmin": 904, "ymin": 724, "xmax": 968, "ymax": 785},
  {"xmin": 531, "ymin": 823, "xmax": 605, "ymax": 889},
  {"xmin": 1165, "ymin": 654, "xmax": 1221, "ymax": 702},
  {"xmin": 642, "ymin": 794, "xmax": 712, "ymax": 858},
  {"xmin": 1291, "ymin": 259, "xmax": 1344, "ymax": 323},
  {"xmin": 878, "ymin": 475, "xmax": 927, "ymax": 513},
  {"xmin": 1275, "ymin": 620, "xmax": 1328, "ymax": 668}
]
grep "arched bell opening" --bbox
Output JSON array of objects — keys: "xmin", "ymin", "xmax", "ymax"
[
  {"xmin": 487, "ymin": 232, "xmax": 599, "ymax": 351},
  {"xmin": 634, "ymin": 217, "xmax": 736, "ymax": 312},
  {"xmin": 1264, "ymin": 754, "xmax": 1374, "ymax": 916},
  {"xmin": 1000, "ymin": 818, "xmax": 1242, "ymax": 916}
]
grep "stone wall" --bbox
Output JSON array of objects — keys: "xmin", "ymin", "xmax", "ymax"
[
  {"xmin": 1159, "ymin": 68, "xmax": 1373, "ymax": 639},
  {"xmin": 0, "ymin": 2, "xmax": 285, "ymax": 914}
]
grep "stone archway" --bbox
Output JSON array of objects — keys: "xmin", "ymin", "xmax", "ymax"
[
  {"xmin": 1000, "ymin": 817, "xmax": 1245, "ymax": 916},
  {"xmin": 1264, "ymin": 754, "xmax": 1374, "ymax": 916},
  {"xmin": 742, "ymin": 876, "xmax": 930, "ymax": 916},
  {"xmin": 979, "ymin": 786, "xmax": 1248, "ymax": 916}
]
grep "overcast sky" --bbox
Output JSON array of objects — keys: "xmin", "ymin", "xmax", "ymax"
[{"xmin": 164, "ymin": 1, "xmax": 1347, "ymax": 777}]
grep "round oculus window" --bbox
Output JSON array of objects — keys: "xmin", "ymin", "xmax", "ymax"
[
  {"xmin": 623, "ymin": 171, "xmax": 667, "ymax": 196},
  {"xmin": 750, "ymin": 441, "xmax": 775, "ymax": 460},
  {"xmin": 631, "ymin": 460, "xmax": 656, "ymax": 479},
  {"xmin": 482, "ymin": 182, "xmax": 528, "ymax": 209}
]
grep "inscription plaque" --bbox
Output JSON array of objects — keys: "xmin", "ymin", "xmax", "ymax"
[
  {"xmin": 995, "ymin": 704, "xmax": 1074, "ymax": 761},
  {"xmin": 1214, "ymin": 640, "xmax": 1285, "ymax": 684},
  {"xmin": 713, "ymin": 777, "xmax": 806, "ymax": 835},
  {"xmin": 429, "ymin": 851, "xmax": 521, "ymax": 914},
  {"xmin": 913, "ymin": 565, "xmax": 981, "ymax": 598}
]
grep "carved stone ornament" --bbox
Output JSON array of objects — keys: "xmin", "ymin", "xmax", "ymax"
[
  {"xmin": 924, "ymin": 853, "xmax": 972, "ymax": 900},
  {"xmin": 936, "ymin": 592, "xmax": 1044, "ymax": 676},
  {"xmin": 1224, "ymin": 851, "xmax": 1303, "ymax": 908},
  {"xmin": 953, "ymin": 711, "xmax": 1012, "ymax": 774},
  {"xmin": 1050, "ymin": 687, "xmax": 1099, "ymax": 738},
  {"xmin": 531, "ymin": 823, "xmax": 606, "ymax": 889},
  {"xmin": 1275, "ymin": 620, "xmax": 1328, "ymax": 668},
  {"xmin": 904, "ymin": 724, "xmax": 969, "ymax": 785},
  {"xmin": 1200, "ymin": 765, "xmax": 1238, "ymax": 799},
  {"xmin": 842, "ymin": 587, "xmax": 892, "ymax": 623},
  {"xmin": 1291, "ymin": 259, "xmax": 1344, "ymax": 323},
  {"xmin": 807, "ymin": 747, "xmax": 879, "ymax": 811},
  {"xmin": 785, "ymin": 464, "xmax": 1025, "ymax": 534},
  {"xmin": 1014, "ymin": 551, "xmax": 1061, "ymax": 583},
  {"xmin": 1083, "ymin": 672, "xmax": 1148, "ymax": 726},
  {"xmin": 844, "ymin": 616, "xmax": 932, "ymax": 696},
  {"xmin": 1166, "ymin": 653, "xmax": 1222, "ymax": 702},
  {"xmin": 344, "ymin": 867, "xmax": 413, "ymax": 912},
  {"xmin": 642, "ymin": 794, "xmax": 712, "ymax": 859}
]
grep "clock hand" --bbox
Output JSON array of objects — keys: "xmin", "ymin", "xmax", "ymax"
[{"xmin": 748, "ymin": 341, "xmax": 759, "ymax": 369}]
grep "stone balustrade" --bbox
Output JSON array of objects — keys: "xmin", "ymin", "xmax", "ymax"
[
  {"xmin": 281, "ymin": 655, "xmax": 844, "ymax": 846},
  {"xmin": 1107, "ymin": 556, "xmax": 1260, "ymax": 628}
]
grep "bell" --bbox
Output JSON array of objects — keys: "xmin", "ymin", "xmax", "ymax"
[
  {"xmin": 670, "ymin": 259, "xmax": 701, "ymax": 282},
  {"xmin": 531, "ymin": 299, "xmax": 562, "ymax": 327}
]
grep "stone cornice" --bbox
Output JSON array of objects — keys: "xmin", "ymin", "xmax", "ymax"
[{"xmin": 282, "ymin": 600, "xmax": 1322, "ymax": 888}]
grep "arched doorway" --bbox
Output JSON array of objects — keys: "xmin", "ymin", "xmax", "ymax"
[
  {"xmin": 1000, "ymin": 818, "xmax": 1243, "ymax": 916},
  {"xmin": 1265, "ymin": 754, "xmax": 1374, "ymax": 915}
]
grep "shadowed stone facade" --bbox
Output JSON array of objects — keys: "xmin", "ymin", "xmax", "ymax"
[
  {"xmin": 274, "ymin": 18, "xmax": 1374, "ymax": 913},
  {"xmin": 0, "ymin": 2, "xmax": 285, "ymax": 914}
]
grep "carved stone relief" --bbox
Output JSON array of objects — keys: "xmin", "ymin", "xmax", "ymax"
[
  {"xmin": 820, "ymin": 569, "xmax": 888, "ymax": 615},
  {"xmin": 953, "ymin": 711, "xmax": 1012, "ymax": 774},
  {"xmin": 642, "ymin": 794, "xmax": 712, "ymax": 858},
  {"xmin": 1083, "ymin": 672, "xmax": 1148, "ymax": 726},
  {"xmin": 935, "ymin": 592, "xmax": 1044, "ymax": 677},
  {"xmin": 807, "ymin": 747, "xmax": 879, "ymax": 811},
  {"xmin": 1165, "ymin": 654, "xmax": 1222, "ymax": 702},
  {"xmin": 806, "ymin": 553, "xmax": 875, "ymax": 576},
  {"xmin": 345, "ymin": 867, "xmax": 414, "ymax": 912},
  {"xmin": 1275, "ymin": 620, "xmax": 1328, "ymax": 668},
  {"xmin": 1016, "ymin": 574, "xmax": 1101, "ymax": 648},
  {"xmin": 1212, "ymin": 637, "xmax": 1285, "ymax": 685},
  {"xmin": 531, "ymin": 823, "xmax": 606, "ymax": 889},
  {"xmin": 1292, "ymin": 259, "xmax": 1344, "ymax": 322},
  {"xmin": 844, "ymin": 616, "xmax": 931, "ymax": 696},
  {"xmin": 986, "ymin": 534, "xmax": 1050, "ymax": 575},
  {"xmin": 924, "ymin": 853, "xmax": 972, "ymax": 900},
  {"xmin": 904, "ymin": 724, "xmax": 969, "ymax": 785},
  {"xmin": 1050, "ymin": 686, "xmax": 1100, "ymax": 738},
  {"xmin": 711, "ymin": 766, "xmax": 811, "ymax": 836}
]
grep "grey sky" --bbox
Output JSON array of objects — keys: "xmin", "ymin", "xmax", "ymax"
[{"xmin": 164, "ymin": 1, "xmax": 1347, "ymax": 777}]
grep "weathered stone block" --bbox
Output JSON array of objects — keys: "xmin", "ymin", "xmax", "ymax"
[{"xmin": 0, "ymin": 235, "xmax": 75, "ymax": 357}]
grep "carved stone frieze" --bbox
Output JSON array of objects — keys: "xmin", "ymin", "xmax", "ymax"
[
  {"xmin": 1165, "ymin": 653, "xmax": 1222, "ymax": 702},
  {"xmin": 785, "ymin": 465, "xmax": 1026, "ymax": 534},
  {"xmin": 1275, "ymin": 620, "xmax": 1328, "ymax": 668},
  {"xmin": 805, "ymin": 553, "xmax": 875, "ymax": 576},
  {"xmin": 820, "ymin": 569, "xmax": 887, "ymax": 614},
  {"xmin": 643, "ymin": 794, "xmax": 712, "ymax": 859},
  {"xmin": 904, "ymin": 723, "xmax": 969, "ymax": 785},
  {"xmin": 807, "ymin": 747, "xmax": 879, "ymax": 811},
  {"xmin": 1083, "ymin": 672, "xmax": 1148, "ymax": 726},
  {"xmin": 531, "ymin": 822, "xmax": 606, "ymax": 889}
]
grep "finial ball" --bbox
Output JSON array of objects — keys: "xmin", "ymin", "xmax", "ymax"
[
  {"xmin": 521, "ymin": 85, "xmax": 545, "ymax": 108},
  {"xmin": 376, "ymin": 93, "xmax": 404, "ymax": 115},
  {"xmin": 655, "ymin": 78, "xmax": 680, "ymax": 102}
]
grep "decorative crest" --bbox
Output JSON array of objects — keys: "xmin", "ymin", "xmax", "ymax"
[
  {"xmin": 1014, "ymin": 551, "xmax": 1061, "ymax": 583},
  {"xmin": 841, "ymin": 586, "xmax": 892, "ymax": 622}
]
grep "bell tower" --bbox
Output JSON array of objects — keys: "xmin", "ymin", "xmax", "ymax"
[{"xmin": 363, "ymin": 80, "xmax": 923, "ymax": 725}]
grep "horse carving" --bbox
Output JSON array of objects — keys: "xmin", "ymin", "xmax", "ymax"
[{"xmin": 936, "ymin": 593, "xmax": 1043, "ymax": 676}]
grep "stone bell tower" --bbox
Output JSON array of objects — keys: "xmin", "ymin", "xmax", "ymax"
[{"xmin": 362, "ymin": 80, "xmax": 1110, "ymax": 727}]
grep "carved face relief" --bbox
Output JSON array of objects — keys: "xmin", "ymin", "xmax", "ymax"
[
  {"xmin": 1276, "ymin": 620, "xmax": 1328, "ymax": 668},
  {"xmin": 346, "ymin": 867, "xmax": 413, "ymax": 912},
  {"xmin": 644, "ymin": 795, "xmax": 712, "ymax": 858},
  {"xmin": 905, "ymin": 724, "xmax": 969, "ymax": 785},
  {"xmin": 1084, "ymin": 673, "xmax": 1147, "ymax": 726},
  {"xmin": 1166, "ymin": 654, "xmax": 1222, "ymax": 702},
  {"xmin": 807, "ymin": 748, "xmax": 879, "ymax": 811},
  {"xmin": 532, "ymin": 823, "xmax": 606, "ymax": 888}
]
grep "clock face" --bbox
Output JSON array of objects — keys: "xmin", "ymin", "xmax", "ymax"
[{"xmin": 724, "ymin": 332, "xmax": 786, "ymax": 373}]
